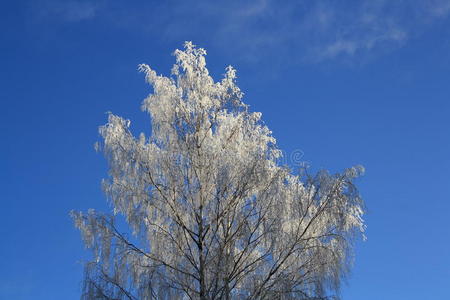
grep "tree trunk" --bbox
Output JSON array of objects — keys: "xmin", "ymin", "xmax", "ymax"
[{"xmin": 198, "ymin": 206, "xmax": 207, "ymax": 300}]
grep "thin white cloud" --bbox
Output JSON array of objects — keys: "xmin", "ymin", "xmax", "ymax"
[
  {"xmin": 426, "ymin": 0, "xmax": 450, "ymax": 17},
  {"xmin": 305, "ymin": 4, "xmax": 410, "ymax": 61},
  {"xmin": 319, "ymin": 28, "xmax": 407, "ymax": 59},
  {"xmin": 135, "ymin": 0, "xmax": 450, "ymax": 63},
  {"xmin": 33, "ymin": 0, "xmax": 450, "ymax": 64},
  {"xmin": 36, "ymin": 0, "xmax": 101, "ymax": 22}
]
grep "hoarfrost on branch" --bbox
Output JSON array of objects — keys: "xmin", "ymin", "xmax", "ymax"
[{"xmin": 72, "ymin": 42, "xmax": 365, "ymax": 300}]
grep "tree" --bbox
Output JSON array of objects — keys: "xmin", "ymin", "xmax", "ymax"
[{"xmin": 72, "ymin": 42, "xmax": 365, "ymax": 300}]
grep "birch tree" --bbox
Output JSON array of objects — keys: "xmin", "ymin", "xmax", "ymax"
[{"xmin": 72, "ymin": 42, "xmax": 365, "ymax": 300}]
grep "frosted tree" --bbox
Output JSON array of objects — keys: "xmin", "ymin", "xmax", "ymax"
[{"xmin": 72, "ymin": 42, "xmax": 365, "ymax": 300}]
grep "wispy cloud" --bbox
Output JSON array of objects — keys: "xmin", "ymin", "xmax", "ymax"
[
  {"xmin": 129, "ymin": 0, "xmax": 450, "ymax": 63},
  {"xmin": 33, "ymin": 0, "xmax": 450, "ymax": 64},
  {"xmin": 300, "ymin": 1, "xmax": 410, "ymax": 61},
  {"xmin": 36, "ymin": 0, "xmax": 101, "ymax": 22},
  {"xmin": 426, "ymin": 0, "xmax": 450, "ymax": 17}
]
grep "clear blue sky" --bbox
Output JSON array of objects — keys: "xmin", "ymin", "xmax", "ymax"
[{"xmin": 1, "ymin": 1, "xmax": 449, "ymax": 299}]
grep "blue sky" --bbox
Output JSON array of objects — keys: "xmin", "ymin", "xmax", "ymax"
[{"xmin": 1, "ymin": 0, "xmax": 450, "ymax": 299}]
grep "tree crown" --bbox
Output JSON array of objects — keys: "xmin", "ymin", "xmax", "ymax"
[{"xmin": 72, "ymin": 42, "xmax": 365, "ymax": 300}]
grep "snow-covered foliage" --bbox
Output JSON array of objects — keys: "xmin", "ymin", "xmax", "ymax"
[{"xmin": 72, "ymin": 42, "xmax": 365, "ymax": 300}]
